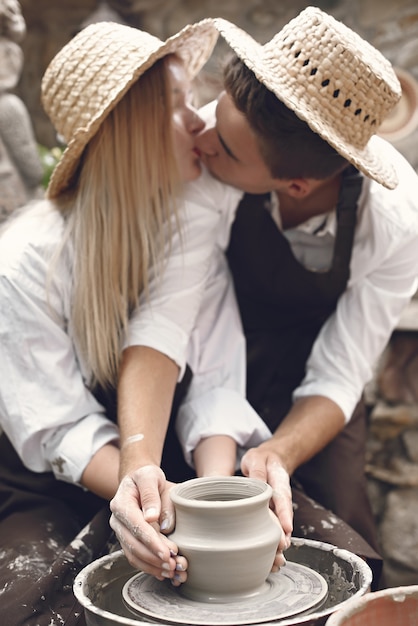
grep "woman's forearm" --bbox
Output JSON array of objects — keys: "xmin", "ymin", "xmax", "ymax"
[
  {"xmin": 80, "ymin": 442, "xmax": 120, "ymax": 500},
  {"xmin": 194, "ymin": 435, "xmax": 237, "ymax": 477},
  {"xmin": 117, "ymin": 345, "xmax": 180, "ymax": 479}
]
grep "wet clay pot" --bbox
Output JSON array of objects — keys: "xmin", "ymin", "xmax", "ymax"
[
  {"xmin": 326, "ymin": 585, "xmax": 418, "ymax": 625},
  {"xmin": 169, "ymin": 476, "xmax": 282, "ymax": 602}
]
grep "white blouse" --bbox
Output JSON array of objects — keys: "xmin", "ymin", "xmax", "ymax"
[{"xmin": 0, "ymin": 168, "xmax": 249, "ymax": 483}]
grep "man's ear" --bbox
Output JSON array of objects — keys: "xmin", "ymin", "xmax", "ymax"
[
  {"xmin": 285, "ymin": 178, "xmax": 312, "ymax": 198},
  {"xmin": 272, "ymin": 177, "xmax": 314, "ymax": 198}
]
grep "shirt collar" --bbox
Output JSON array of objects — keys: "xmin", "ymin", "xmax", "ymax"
[{"xmin": 269, "ymin": 191, "xmax": 337, "ymax": 236}]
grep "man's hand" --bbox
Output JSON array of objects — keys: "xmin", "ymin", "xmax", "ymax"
[
  {"xmin": 241, "ymin": 443, "xmax": 293, "ymax": 556},
  {"xmin": 109, "ymin": 465, "xmax": 187, "ymax": 586},
  {"xmin": 240, "ymin": 395, "xmax": 346, "ymax": 556}
]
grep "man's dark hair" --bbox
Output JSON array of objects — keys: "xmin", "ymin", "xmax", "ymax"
[{"xmin": 223, "ymin": 54, "xmax": 349, "ymax": 180}]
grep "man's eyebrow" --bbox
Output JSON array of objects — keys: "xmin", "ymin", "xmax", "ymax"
[{"xmin": 216, "ymin": 129, "xmax": 239, "ymax": 162}]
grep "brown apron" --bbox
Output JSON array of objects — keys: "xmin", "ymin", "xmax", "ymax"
[
  {"xmin": 0, "ymin": 431, "xmax": 112, "ymax": 625},
  {"xmin": 226, "ymin": 167, "xmax": 383, "ymax": 584}
]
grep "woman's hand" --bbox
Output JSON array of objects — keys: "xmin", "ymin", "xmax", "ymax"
[{"xmin": 109, "ymin": 465, "xmax": 187, "ymax": 585}]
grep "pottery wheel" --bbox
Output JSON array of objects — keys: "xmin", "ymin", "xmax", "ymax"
[{"xmin": 122, "ymin": 562, "xmax": 328, "ymax": 625}]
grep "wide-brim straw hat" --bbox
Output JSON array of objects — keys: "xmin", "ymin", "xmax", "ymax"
[
  {"xmin": 42, "ymin": 19, "xmax": 219, "ymax": 198},
  {"xmin": 214, "ymin": 7, "xmax": 402, "ymax": 189}
]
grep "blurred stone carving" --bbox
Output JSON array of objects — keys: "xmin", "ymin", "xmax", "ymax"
[
  {"xmin": 0, "ymin": 0, "xmax": 42, "ymax": 223},
  {"xmin": 0, "ymin": 0, "xmax": 25, "ymax": 42}
]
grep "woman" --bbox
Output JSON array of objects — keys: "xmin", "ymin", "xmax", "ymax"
[{"xmin": 0, "ymin": 19, "xmax": 224, "ymax": 625}]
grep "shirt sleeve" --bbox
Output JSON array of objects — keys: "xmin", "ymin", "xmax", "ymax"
[
  {"xmin": 0, "ymin": 236, "xmax": 119, "ymax": 485},
  {"xmin": 124, "ymin": 167, "xmax": 243, "ymax": 379},
  {"xmin": 294, "ymin": 156, "xmax": 418, "ymax": 421},
  {"xmin": 124, "ymin": 201, "xmax": 216, "ymax": 378},
  {"xmin": 175, "ymin": 243, "xmax": 271, "ymax": 469},
  {"xmin": 176, "ymin": 388, "xmax": 272, "ymax": 469}
]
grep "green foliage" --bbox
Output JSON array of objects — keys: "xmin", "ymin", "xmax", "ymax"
[{"xmin": 37, "ymin": 144, "xmax": 64, "ymax": 188}]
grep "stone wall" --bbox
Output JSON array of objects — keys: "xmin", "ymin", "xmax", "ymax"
[
  {"xmin": 366, "ymin": 332, "xmax": 418, "ymax": 587},
  {"xmin": 14, "ymin": 0, "xmax": 418, "ymax": 588}
]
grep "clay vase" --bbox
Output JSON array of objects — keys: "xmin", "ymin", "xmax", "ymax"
[
  {"xmin": 169, "ymin": 475, "xmax": 282, "ymax": 603},
  {"xmin": 326, "ymin": 585, "xmax": 418, "ymax": 626}
]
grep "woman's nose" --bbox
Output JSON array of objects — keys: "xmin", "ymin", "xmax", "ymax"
[{"xmin": 187, "ymin": 107, "xmax": 205, "ymax": 133}]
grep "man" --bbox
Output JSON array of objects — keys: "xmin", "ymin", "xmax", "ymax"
[
  {"xmin": 194, "ymin": 7, "xmax": 418, "ymax": 575},
  {"xmin": 110, "ymin": 8, "xmax": 418, "ymax": 589}
]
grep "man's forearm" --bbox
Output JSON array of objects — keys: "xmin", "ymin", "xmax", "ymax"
[{"xmin": 267, "ymin": 395, "xmax": 345, "ymax": 475}]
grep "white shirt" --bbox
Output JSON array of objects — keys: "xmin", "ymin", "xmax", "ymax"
[
  {"xmin": 174, "ymin": 171, "xmax": 272, "ymax": 468},
  {"xmin": 176, "ymin": 139, "xmax": 418, "ymax": 464},
  {"xmin": 0, "ymin": 170, "xmax": 252, "ymax": 483},
  {"xmin": 191, "ymin": 137, "xmax": 418, "ymax": 425},
  {"xmin": 291, "ymin": 142, "xmax": 418, "ymax": 419},
  {"xmin": 125, "ymin": 167, "xmax": 240, "ymax": 377}
]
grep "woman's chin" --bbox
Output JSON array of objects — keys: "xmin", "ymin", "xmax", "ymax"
[{"xmin": 182, "ymin": 160, "xmax": 203, "ymax": 183}]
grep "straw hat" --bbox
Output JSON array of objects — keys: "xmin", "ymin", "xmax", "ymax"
[
  {"xmin": 42, "ymin": 19, "xmax": 218, "ymax": 198},
  {"xmin": 214, "ymin": 8, "xmax": 402, "ymax": 189}
]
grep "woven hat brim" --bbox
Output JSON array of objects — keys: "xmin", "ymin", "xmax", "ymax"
[
  {"xmin": 214, "ymin": 18, "xmax": 398, "ymax": 190},
  {"xmin": 45, "ymin": 19, "xmax": 218, "ymax": 199}
]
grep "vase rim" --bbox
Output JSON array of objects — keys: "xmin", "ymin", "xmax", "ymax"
[{"xmin": 170, "ymin": 475, "xmax": 272, "ymax": 508}]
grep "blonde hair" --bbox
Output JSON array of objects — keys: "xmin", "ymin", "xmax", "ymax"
[{"xmin": 57, "ymin": 56, "xmax": 181, "ymax": 389}]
